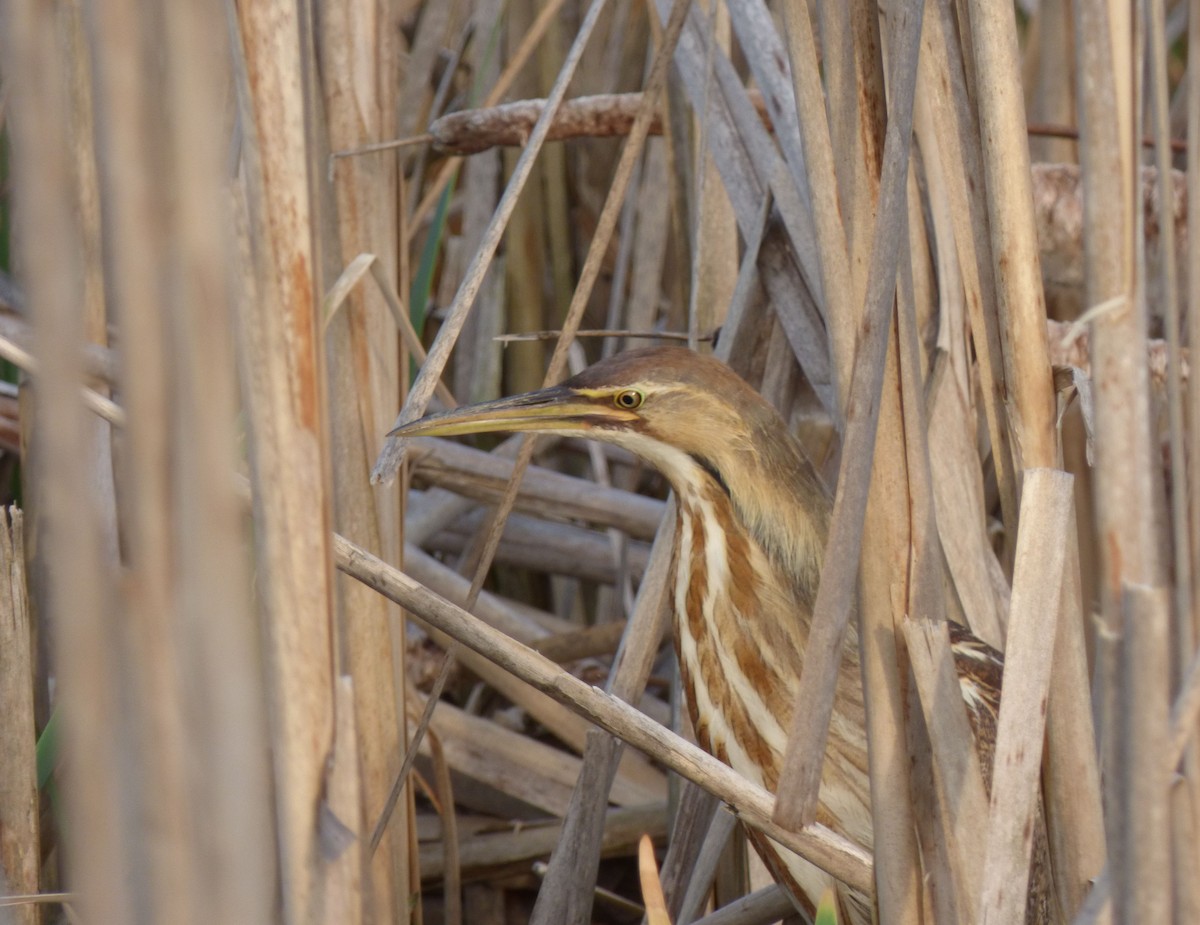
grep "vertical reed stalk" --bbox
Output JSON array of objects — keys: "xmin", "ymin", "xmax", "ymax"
[
  {"xmin": 232, "ymin": 1, "xmax": 341, "ymax": 919},
  {"xmin": 1073, "ymin": 9, "xmax": 1165, "ymax": 918},
  {"xmin": 5, "ymin": 2, "xmax": 275, "ymax": 921},
  {"xmin": 0, "ymin": 510, "xmax": 37, "ymax": 924},
  {"xmin": 315, "ymin": 0, "xmax": 411, "ymax": 917}
]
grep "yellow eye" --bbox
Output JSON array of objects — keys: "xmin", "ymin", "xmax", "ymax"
[{"xmin": 614, "ymin": 389, "xmax": 644, "ymax": 410}]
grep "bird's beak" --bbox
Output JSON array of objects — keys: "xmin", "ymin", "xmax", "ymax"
[{"xmin": 387, "ymin": 385, "xmax": 635, "ymax": 440}]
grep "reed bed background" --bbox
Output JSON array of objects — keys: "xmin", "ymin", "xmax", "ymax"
[{"xmin": 0, "ymin": 0, "xmax": 1194, "ymax": 923}]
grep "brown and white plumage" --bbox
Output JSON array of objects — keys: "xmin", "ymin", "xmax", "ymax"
[
  {"xmin": 390, "ymin": 346, "xmax": 1036, "ymax": 923},
  {"xmin": 562, "ymin": 350, "xmax": 874, "ymax": 921}
]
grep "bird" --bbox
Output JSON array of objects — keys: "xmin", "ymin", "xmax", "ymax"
[{"xmin": 389, "ymin": 345, "xmax": 1051, "ymax": 924}]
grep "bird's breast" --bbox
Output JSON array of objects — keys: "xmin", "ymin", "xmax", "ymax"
[
  {"xmin": 670, "ymin": 483, "xmax": 827, "ymax": 792},
  {"xmin": 669, "ymin": 482, "xmax": 874, "ymax": 922}
]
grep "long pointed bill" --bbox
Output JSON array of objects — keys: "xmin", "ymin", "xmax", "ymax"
[{"xmin": 387, "ymin": 385, "xmax": 636, "ymax": 440}]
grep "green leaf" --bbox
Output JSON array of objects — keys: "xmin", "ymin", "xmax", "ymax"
[
  {"xmin": 36, "ymin": 706, "xmax": 60, "ymax": 789},
  {"xmin": 815, "ymin": 887, "xmax": 839, "ymax": 925},
  {"xmin": 409, "ymin": 176, "xmax": 456, "ymax": 336}
]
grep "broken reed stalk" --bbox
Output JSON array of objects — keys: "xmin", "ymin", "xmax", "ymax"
[
  {"xmin": 1042, "ymin": 512, "xmax": 1107, "ymax": 916},
  {"xmin": 976, "ymin": 3, "xmax": 1108, "ymax": 917},
  {"xmin": 978, "ymin": 471, "xmax": 1072, "ymax": 924}
]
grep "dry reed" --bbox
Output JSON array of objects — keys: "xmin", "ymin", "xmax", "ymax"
[{"xmin": 0, "ymin": 1, "xmax": 1195, "ymax": 924}]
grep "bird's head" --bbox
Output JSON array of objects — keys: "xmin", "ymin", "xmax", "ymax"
[
  {"xmin": 390, "ymin": 346, "xmax": 831, "ymax": 587},
  {"xmin": 389, "ymin": 347, "xmax": 765, "ymax": 481}
]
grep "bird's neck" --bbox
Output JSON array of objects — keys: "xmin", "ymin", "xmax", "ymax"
[
  {"xmin": 670, "ymin": 474, "xmax": 799, "ymax": 787},
  {"xmin": 667, "ymin": 441, "xmax": 869, "ymax": 810},
  {"xmin": 701, "ymin": 431, "xmax": 831, "ymax": 608}
]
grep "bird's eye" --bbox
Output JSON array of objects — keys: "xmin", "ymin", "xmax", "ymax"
[{"xmin": 614, "ymin": 389, "xmax": 644, "ymax": 410}]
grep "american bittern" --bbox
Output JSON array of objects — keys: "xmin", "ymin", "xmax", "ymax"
[{"xmin": 390, "ymin": 346, "xmax": 1050, "ymax": 924}]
